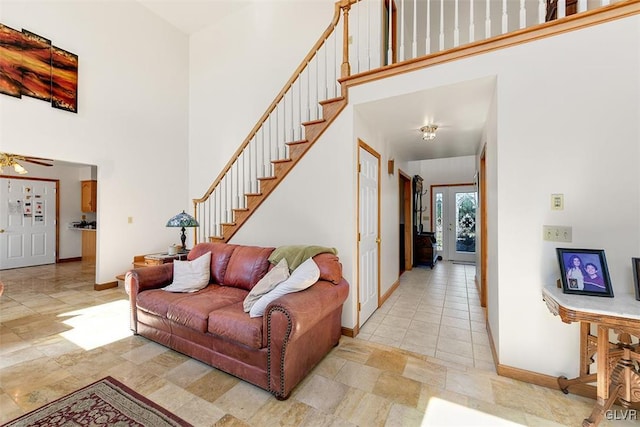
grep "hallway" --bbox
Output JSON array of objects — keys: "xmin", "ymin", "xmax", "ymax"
[{"xmin": 358, "ymin": 262, "xmax": 494, "ymax": 371}]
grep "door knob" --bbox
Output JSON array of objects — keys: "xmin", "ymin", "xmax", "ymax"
[
  {"xmin": 0, "ymin": 229, "xmax": 4, "ymax": 233},
  {"xmin": 376, "ymin": 237, "xmax": 381, "ymax": 243}
]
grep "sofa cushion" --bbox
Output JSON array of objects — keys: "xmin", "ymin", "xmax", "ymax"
[
  {"xmin": 162, "ymin": 251, "xmax": 211, "ymax": 293},
  {"xmin": 223, "ymin": 245, "xmax": 274, "ymax": 291},
  {"xmin": 208, "ymin": 302, "xmax": 264, "ymax": 349},
  {"xmin": 166, "ymin": 285, "xmax": 247, "ymax": 332},
  {"xmin": 137, "ymin": 289, "xmax": 190, "ymax": 318},
  {"xmin": 249, "ymin": 257, "xmax": 320, "ymax": 318},
  {"xmin": 188, "ymin": 242, "xmax": 238, "ymax": 285},
  {"xmin": 243, "ymin": 258, "xmax": 289, "ymax": 312}
]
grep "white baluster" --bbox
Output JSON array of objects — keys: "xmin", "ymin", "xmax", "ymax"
[
  {"xmin": 578, "ymin": 0, "xmax": 586, "ymax": 12},
  {"xmin": 366, "ymin": 0, "xmax": 371, "ymax": 71},
  {"xmin": 399, "ymin": 0, "xmax": 405, "ymax": 61},
  {"xmin": 519, "ymin": 0, "xmax": 526, "ymax": 29},
  {"xmin": 469, "ymin": 0, "xmax": 475, "ymax": 43},
  {"xmin": 600, "ymin": 0, "xmax": 611, "ymax": 5},
  {"xmin": 454, "ymin": 0, "xmax": 459, "ymax": 47},
  {"xmin": 538, "ymin": 0, "xmax": 545, "ymax": 24},
  {"xmin": 439, "ymin": 0, "xmax": 444, "ymax": 51},
  {"xmin": 558, "ymin": 0, "xmax": 566, "ymax": 18},
  {"xmin": 412, "ymin": 0, "xmax": 417, "ymax": 58},
  {"xmin": 501, "ymin": 0, "xmax": 508, "ymax": 34},
  {"xmin": 485, "ymin": 0, "xmax": 491, "ymax": 39},
  {"xmin": 387, "ymin": 0, "xmax": 393, "ymax": 64},
  {"xmin": 426, "ymin": 0, "xmax": 431, "ymax": 54}
]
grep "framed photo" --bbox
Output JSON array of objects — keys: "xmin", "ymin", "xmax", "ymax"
[
  {"xmin": 632, "ymin": 258, "xmax": 640, "ymax": 301},
  {"xmin": 556, "ymin": 248, "xmax": 613, "ymax": 297}
]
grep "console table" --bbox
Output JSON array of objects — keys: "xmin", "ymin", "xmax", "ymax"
[{"xmin": 542, "ymin": 285, "xmax": 640, "ymax": 426}]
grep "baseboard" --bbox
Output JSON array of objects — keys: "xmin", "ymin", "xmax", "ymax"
[
  {"xmin": 94, "ymin": 281, "xmax": 118, "ymax": 291},
  {"xmin": 497, "ymin": 364, "xmax": 561, "ymax": 390},
  {"xmin": 341, "ymin": 327, "xmax": 356, "ymax": 337},
  {"xmin": 58, "ymin": 257, "xmax": 82, "ymax": 263},
  {"xmin": 380, "ymin": 279, "xmax": 400, "ymax": 307}
]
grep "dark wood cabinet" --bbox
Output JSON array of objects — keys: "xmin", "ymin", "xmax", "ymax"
[{"xmin": 414, "ymin": 232, "xmax": 437, "ymax": 268}]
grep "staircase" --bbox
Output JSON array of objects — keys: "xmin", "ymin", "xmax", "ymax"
[
  {"xmin": 212, "ymin": 96, "xmax": 347, "ymax": 242},
  {"xmin": 193, "ymin": 0, "xmax": 629, "ymax": 244}
]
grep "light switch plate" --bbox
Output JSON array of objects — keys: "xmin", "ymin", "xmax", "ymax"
[
  {"xmin": 551, "ymin": 194, "xmax": 564, "ymax": 210},
  {"xmin": 543, "ymin": 225, "xmax": 572, "ymax": 242}
]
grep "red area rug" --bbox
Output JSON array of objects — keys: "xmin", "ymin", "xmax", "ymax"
[{"xmin": 1, "ymin": 376, "xmax": 192, "ymax": 427}]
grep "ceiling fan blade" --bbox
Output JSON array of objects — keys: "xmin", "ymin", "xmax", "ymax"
[{"xmin": 22, "ymin": 158, "xmax": 53, "ymax": 167}]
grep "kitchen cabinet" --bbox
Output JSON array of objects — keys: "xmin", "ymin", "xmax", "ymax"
[
  {"xmin": 81, "ymin": 180, "xmax": 97, "ymax": 212},
  {"xmin": 81, "ymin": 230, "xmax": 96, "ymax": 262}
]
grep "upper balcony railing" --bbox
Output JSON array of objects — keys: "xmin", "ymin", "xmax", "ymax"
[{"xmin": 193, "ymin": 0, "xmax": 630, "ymax": 243}]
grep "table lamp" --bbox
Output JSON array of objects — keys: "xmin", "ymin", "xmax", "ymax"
[{"xmin": 166, "ymin": 210, "xmax": 199, "ymax": 252}]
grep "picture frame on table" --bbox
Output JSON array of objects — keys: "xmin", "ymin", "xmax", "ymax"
[
  {"xmin": 556, "ymin": 248, "xmax": 613, "ymax": 297},
  {"xmin": 632, "ymin": 258, "xmax": 640, "ymax": 301}
]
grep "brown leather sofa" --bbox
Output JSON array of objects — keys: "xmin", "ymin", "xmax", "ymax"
[{"xmin": 126, "ymin": 242, "xmax": 349, "ymax": 399}]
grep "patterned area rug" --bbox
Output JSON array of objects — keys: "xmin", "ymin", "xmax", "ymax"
[{"xmin": 1, "ymin": 376, "xmax": 192, "ymax": 427}]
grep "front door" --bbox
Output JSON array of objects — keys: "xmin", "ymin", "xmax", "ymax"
[
  {"xmin": 433, "ymin": 185, "xmax": 477, "ymax": 263},
  {"xmin": 358, "ymin": 143, "xmax": 380, "ymax": 327},
  {"xmin": 0, "ymin": 177, "xmax": 57, "ymax": 269}
]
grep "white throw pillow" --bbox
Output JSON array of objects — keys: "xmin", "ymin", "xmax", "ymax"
[
  {"xmin": 249, "ymin": 257, "xmax": 320, "ymax": 318},
  {"xmin": 243, "ymin": 258, "xmax": 290, "ymax": 312},
  {"xmin": 162, "ymin": 251, "xmax": 211, "ymax": 293}
]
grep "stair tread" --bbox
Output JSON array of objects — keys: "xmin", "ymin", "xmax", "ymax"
[
  {"xmin": 286, "ymin": 139, "xmax": 309, "ymax": 146},
  {"xmin": 319, "ymin": 96, "xmax": 345, "ymax": 105},
  {"xmin": 245, "ymin": 192, "xmax": 263, "ymax": 197},
  {"xmin": 272, "ymin": 158, "xmax": 292, "ymax": 164},
  {"xmin": 258, "ymin": 176, "xmax": 277, "ymax": 181},
  {"xmin": 221, "ymin": 222, "xmax": 236, "ymax": 226},
  {"xmin": 232, "ymin": 208, "xmax": 249, "ymax": 212},
  {"xmin": 302, "ymin": 118, "xmax": 325, "ymax": 126}
]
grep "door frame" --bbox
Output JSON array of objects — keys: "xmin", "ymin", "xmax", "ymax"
[
  {"xmin": 399, "ymin": 169, "xmax": 412, "ymax": 273},
  {"xmin": 430, "ymin": 182, "xmax": 475, "ymax": 261},
  {"xmin": 356, "ymin": 139, "xmax": 381, "ymax": 330},
  {"xmin": 480, "ymin": 147, "xmax": 488, "ymax": 307},
  {"xmin": 0, "ymin": 175, "xmax": 60, "ymax": 264}
]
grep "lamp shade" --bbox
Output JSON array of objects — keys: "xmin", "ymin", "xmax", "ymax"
[
  {"xmin": 166, "ymin": 211, "xmax": 199, "ymax": 252},
  {"xmin": 166, "ymin": 210, "xmax": 199, "ymax": 228}
]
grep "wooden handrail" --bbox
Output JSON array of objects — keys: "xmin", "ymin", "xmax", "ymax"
[{"xmin": 193, "ymin": 0, "xmax": 359, "ymax": 206}]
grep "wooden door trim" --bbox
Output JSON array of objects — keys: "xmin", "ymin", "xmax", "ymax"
[
  {"xmin": 399, "ymin": 169, "xmax": 412, "ymax": 272},
  {"xmin": 480, "ymin": 147, "xmax": 488, "ymax": 308}
]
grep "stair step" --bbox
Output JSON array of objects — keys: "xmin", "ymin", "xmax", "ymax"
[
  {"xmin": 258, "ymin": 176, "xmax": 277, "ymax": 181},
  {"xmin": 272, "ymin": 158, "xmax": 292, "ymax": 164},
  {"xmin": 302, "ymin": 118, "xmax": 325, "ymax": 126},
  {"xmin": 319, "ymin": 96, "xmax": 345, "ymax": 105},
  {"xmin": 232, "ymin": 208, "xmax": 249, "ymax": 212},
  {"xmin": 286, "ymin": 139, "xmax": 309, "ymax": 146},
  {"xmin": 208, "ymin": 236, "xmax": 225, "ymax": 242},
  {"xmin": 221, "ymin": 222, "xmax": 236, "ymax": 226}
]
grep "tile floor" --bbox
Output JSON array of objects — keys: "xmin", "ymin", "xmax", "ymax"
[
  {"xmin": 357, "ymin": 262, "xmax": 495, "ymax": 371},
  {"xmin": 0, "ymin": 261, "xmax": 636, "ymax": 426}
]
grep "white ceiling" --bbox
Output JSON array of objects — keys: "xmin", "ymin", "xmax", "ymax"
[{"xmin": 137, "ymin": 1, "xmax": 495, "ymax": 162}]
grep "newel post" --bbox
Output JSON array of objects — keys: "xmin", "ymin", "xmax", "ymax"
[{"xmin": 340, "ymin": 0, "xmax": 351, "ymax": 78}]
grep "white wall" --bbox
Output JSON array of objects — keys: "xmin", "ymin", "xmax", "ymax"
[
  {"xmin": 0, "ymin": 0, "xmax": 190, "ymax": 283},
  {"xmin": 345, "ymin": 16, "xmax": 640, "ymax": 376},
  {"xmin": 188, "ymin": 0, "xmax": 335, "ymax": 201}
]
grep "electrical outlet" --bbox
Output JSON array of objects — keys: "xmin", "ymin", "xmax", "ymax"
[
  {"xmin": 543, "ymin": 225, "xmax": 572, "ymax": 242},
  {"xmin": 128, "ymin": 216, "xmax": 133, "ymax": 224}
]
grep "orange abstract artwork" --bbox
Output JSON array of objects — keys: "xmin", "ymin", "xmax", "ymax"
[
  {"xmin": 0, "ymin": 23, "xmax": 78, "ymax": 113},
  {"xmin": 21, "ymin": 30, "xmax": 52, "ymax": 101},
  {"xmin": 0, "ymin": 24, "xmax": 24, "ymax": 98},
  {"xmin": 51, "ymin": 46, "xmax": 78, "ymax": 112}
]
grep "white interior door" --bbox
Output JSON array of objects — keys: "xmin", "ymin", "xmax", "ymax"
[
  {"xmin": 0, "ymin": 178, "xmax": 57, "ymax": 270},
  {"xmin": 358, "ymin": 146, "xmax": 379, "ymax": 327},
  {"xmin": 433, "ymin": 185, "xmax": 477, "ymax": 263}
]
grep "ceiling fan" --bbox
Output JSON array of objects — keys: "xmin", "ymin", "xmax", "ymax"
[{"xmin": 0, "ymin": 152, "xmax": 54, "ymax": 175}]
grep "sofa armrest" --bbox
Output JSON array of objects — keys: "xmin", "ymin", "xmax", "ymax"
[
  {"xmin": 264, "ymin": 278, "xmax": 349, "ymax": 398},
  {"xmin": 126, "ymin": 264, "xmax": 173, "ymax": 333},
  {"xmin": 263, "ymin": 279, "xmax": 348, "ymax": 344}
]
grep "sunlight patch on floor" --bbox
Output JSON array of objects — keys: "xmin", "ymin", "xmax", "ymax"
[
  {"xmin": 423, "ymin": 397, "xmax": 525, "ymax": 426},
  {"xmin": 58, "ymin": 300, "xmax": 132, "ymax": 350}
]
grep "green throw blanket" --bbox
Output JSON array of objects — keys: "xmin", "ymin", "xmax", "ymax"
[{"xmin": 268, "ymin": 245, "xmax": 337, "ymax": 270}]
